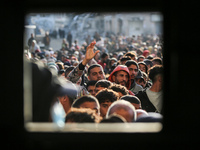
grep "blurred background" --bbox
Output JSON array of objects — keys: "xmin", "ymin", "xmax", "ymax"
[{"xmin": 24, "ymin": 12, "xmax": 163, "ymax": 51}]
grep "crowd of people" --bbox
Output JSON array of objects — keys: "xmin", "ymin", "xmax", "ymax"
[{"xmin": 24, "ymin": 32, "xmax": 163, "ymax": 124}]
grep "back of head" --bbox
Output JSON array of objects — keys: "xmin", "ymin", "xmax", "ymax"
[
  {"xmin": 106, "ymin": 100, "xmax": 137, "ymax": 122},
  {"xmin": 101, "ymin": 52, "xmax": 108, "ymax": 59},
  {"xmin": 100, "ymin": 114, "xmax": 126, "ymax": 123},
  {"xmin": 86, "ymin": 80, "xmax": 97, "ymax": 90},
  {"xmin": 108, "ymin": 84, "xmax": 129, "ymax": 96},
  {"xmin": 95, "ymin": 88, "xmax": 119, "ymax": 104},
  {"xmin": 125, "ymin": 60, "xmax": 138, "ymax": 69},
  {"xmin": 124, "ymin": 51, "xmax": 136, "ymax": 58},
  {"xmin": 152, "ymin": 57, "xmax": 162, "ymax": 65},
  {"xmin": 65, "ymin": 108, "xmax": 100, "ymax": 123},
  {"xmin": 136, "ymin": 112, "xmax": 163, "ymax": 122},
  {"xmin": 148, "ymin": 65, "xmax": 163, "ymax": 83},
  {"xmin": 95, "ymin": 79, "xmax": 112, "ymax": 88},
  {"xmin": 120, "ymin": 95, "xmax": 141, "ymax": 104}
]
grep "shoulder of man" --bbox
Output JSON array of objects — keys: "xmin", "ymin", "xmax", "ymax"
[
  {"xmin": 135, "ymin": 88, "xmax": 148, "ymax": 99},
  {"xmin": 135, "ymin": 88, "xmax": 157, "ymax": 112}
]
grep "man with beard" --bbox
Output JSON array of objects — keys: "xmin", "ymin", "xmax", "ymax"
[
  {"xmin": 125, "ymin": 60, "xmax": 143, "ymax": 94},
  {"xmin": 108, "ymin": 65, "xmax": 134, "ymax": 96},
  {"xmin": 87, "ymin": 64, "xmax": 106, "ymax": 81}
]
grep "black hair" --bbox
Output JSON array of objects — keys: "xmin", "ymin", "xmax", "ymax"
[
  {"xmin": 95, "ymin": 79, "xmax": 112, "ymax": 88},
  {"xmin": 108, "ymin": 84, "xmax": 129, "ymax": 96},
  {"xmin": 125, "ymin": 60, "xmax": 139, "ymax": 69},
  {"xmin": 72, "ymin": 95, "xmax": 99, "ymax": 108},
  {"xmin": 120, "ymin": 56, "xmax": 131, "ymax": 62},
  {"xmin": 65, "ymin": 108, "xmax": 98, "ymax": 123},
  {"xmin": 124, "ymin": 51, "xmax": 136, "ymax": 58},
  {"xmin": 101, "ymin": 52, "xmax": 108, "ymax": 59},
  {"xmin": 148, "ymin": 65, "xmax": 163, "ymax": 83},
  {"xmin": 95, "ymin": 88, "xmax": 119, "ymax": 104},
  {"xmin": 137, "ymin": 55, "xmax": 145, "ymax": 61},
  {"xmin": 86, "ymin": 80, "xmax": 97, "ymax": 90},
  {"xmin": 100, "ymin": 114, "xmax": 126, "ymax": 123},
  {"xmin": 138, "ymin": 62, "xmax": 148, "ymax": 74},
  {"xmin": 87, "ymin": 64, "xmax": 102, "ymax": 75},
  {"xmin": 144, "ymin": 59, "xmax": 153, "ymax": 68},
  {"xmin": 152, "ymin": 57, "xmax": 162, "ymax": 65},
  {"xmin": 120, "ymin": 95, "xmax": 141, "ymax": 104}
]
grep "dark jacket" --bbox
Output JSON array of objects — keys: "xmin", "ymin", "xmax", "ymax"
[{"xmin": 135, "ymin": 88, "xmax": 157, "ymax": 112}]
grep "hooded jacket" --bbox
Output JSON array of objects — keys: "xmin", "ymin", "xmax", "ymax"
[{"xmin": 108, "ymin": 65, "xmax": 132, "ymax": 90}]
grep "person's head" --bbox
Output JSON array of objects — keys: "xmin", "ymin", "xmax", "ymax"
[
  {"xmin": 138, "ymin": 62, "xmax": 148, "ymax": 74},
  {"xmin": 137, "ymin": 55, "xmax": 145, "ymax": 62},
  {"xmin": 65, "ymin": 108, "xmax": 101, "ymax": 123},
  {"xmin": 31, "ymin": 33, "xmax": 34, "ymax": 38},
  {"xmin": 87, "ymin": 64, "xmax": 106, "ymax": 81},
  {"xmin": 32, "ymin": 40, "xmax": 36, "ymax": 47},
  {"xmin": 120, "ymin": 95, "xmax": 142, "ymax": 109},
  {"xmin": 151, "ymin": 57, "xmax": 162, "ymax": 66},
  {"xmin": 100, "ymin": 114, "xmax": 126, "ymax": 123},
  {"xmin": 95, "ymin": 79, "xmax": 112, "ymax": 93},
  {"xmin": 106, "ymin": 100, "xmax": 137, "ymax": 122},
  {"xmin": 136, "ymin": 109, "xmax": 148, "ymax": 119},
  {"xmin": 109, "ymin": 58, "xmax": 117, "ymax": 67},
  {"xmin": 57, "ymin": 80, "xmax": 78, "ymax": 113},
  {"xmin": 101, "ymin": 52, "xmax": 109, "ymax": 63},
  {"xmin": 125, "ymin": 60, "xmax": 139, "ymax": 80},
  {"xmin": 144, "ymin": 59, "xmax": 153, "ymax": 70},
  {"xmin": 136, "ymin": 112, "xmax": 163, "ymax": 122},
  {"xmin": 135, "ymin": 69, "xmax": 146, "ymax": 88},
  {"xmin": 72, "ymin": 95, "xmax": 100, "ymax": 115},
  {"xmin": 108, "ymin": 65, "xmax": 131, "ymax": 89},
  {"xmin": 148, "ymin": 65, "xmax": 163, "ymax": 87},
  {"xmin": 120, "ymin": 56, "xmax": 131, "ymax": 65},
  {"xmin": 86, "ymin": 80, "xmax": 97, "ymax": 97},
  {"xmin": 143, "ymin": 50, "xmax": 149, "ymax": 58},
  {"xmin": 108, "ymin": 84, "xmax": 129, "ymax": 98},
  {"xmin": 95, "ymin": 88, "xmax": 119, "ymax": 117},
  {"xmin": 124, "ymin": 51, "xmax": 137, "ymax": 61}
]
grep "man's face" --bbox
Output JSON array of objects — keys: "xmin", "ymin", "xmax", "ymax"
[
  {"xmin": 88, "ymin": 67, "xmax": 105, "ymax": 81},
  {"xmin": 87, "ymin": 85, "xmax": 96, "ymax": 96},
  {"xmin": 100, "ymin": 100, "xmax": 112, "ymax": 117},
  {"xmin": 79, "ymin": 101, "xmax": 100, "ymax": 115},
  {"xmin": 113, "ymin": 71, "xmax": 128, "ymax": 87},
  {"xmin": 139, "ymin": 64, "xmax": 146, "ymax": 73},
  {"xmin": 135, "ymin": 78, "xmax": 146, "ymax": 88},
  {"xmin": 127, "ymin": 64, "xmax": 138, "ymax": 80}
]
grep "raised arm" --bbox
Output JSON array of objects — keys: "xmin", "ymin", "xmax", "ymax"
[{"xmin": 67, "ymin": 41, "xmax": 100, "ymax": 83}]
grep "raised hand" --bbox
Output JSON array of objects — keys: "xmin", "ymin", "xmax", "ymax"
[{"xmin": 82, "ymin": 41, "xmax": 100, "ymax": 65}]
